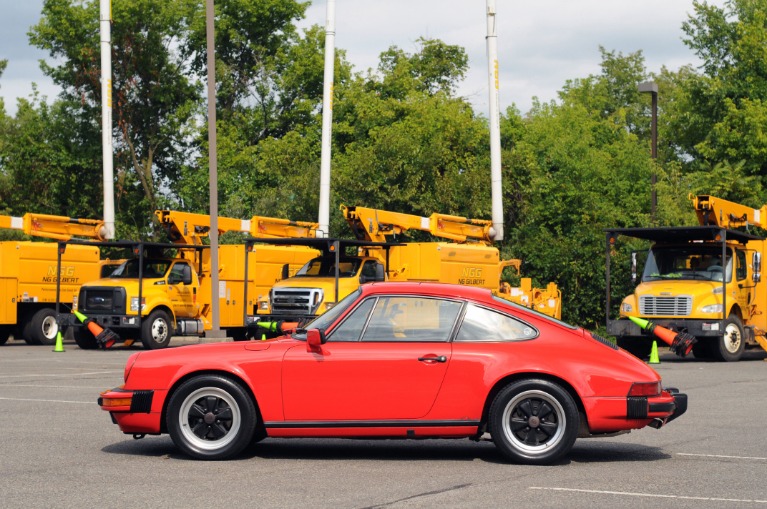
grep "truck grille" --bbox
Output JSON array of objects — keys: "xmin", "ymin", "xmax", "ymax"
[
  {"xmin": 270, "ymin": 288, "xmax": 323, "ymax": 315},
  {"xmin": 639, "ymin": 296, "xmax": 692, "ymax": 316},
  {"xmin": 79, "ymin": 287, "xmax": 127, "ymax": 314}
]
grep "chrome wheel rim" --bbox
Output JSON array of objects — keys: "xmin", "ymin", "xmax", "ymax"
[
  {"xmin": 151, "ymin": 318, "xmax": 169, "ymax": 343},
  {"xmin": 41, "ymin": 315, "xmax": 58, "ymax": 340},
  {"xmin": 502, "ymin": 390, "xmax": 566, "ymax": 454},
  {"xmin": 724, "ymin": 322, "xmax": 742, "ymax": 353},
  {"xmin": 178, "ymin": 387, "xmax": 241, "ymax": 451}
]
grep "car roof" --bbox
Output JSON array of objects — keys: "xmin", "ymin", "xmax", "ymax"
[{"xmin": 359, "ymin": 281, "xmax": 494, "ymax": 302}]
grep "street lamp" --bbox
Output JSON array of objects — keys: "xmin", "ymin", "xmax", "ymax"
[{"xmin": 638, "ymin": 81, "xmax": 658, "ymax": 223}]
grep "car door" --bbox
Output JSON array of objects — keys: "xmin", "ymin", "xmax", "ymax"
[{"xmin": 281, "ymin": 295, "xmax": 463, "ymax": 421}]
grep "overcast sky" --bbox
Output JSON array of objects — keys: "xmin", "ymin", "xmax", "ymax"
[{"xmin": 1, "ymin": 0, "xmax": 726, "ymax": 117}]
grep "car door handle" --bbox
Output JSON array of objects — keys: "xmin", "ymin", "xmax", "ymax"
[{"xmin": 418, "ymin": 355, "xmax": 447, "ymax": 363}]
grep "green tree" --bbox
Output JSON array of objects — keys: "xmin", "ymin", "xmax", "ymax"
[
  {"xmin": 674, "ymin": 0, "xmax": 767, "ymax": 176},
  {"xmin": 29, "ymin": 0, "xmax": 202, "ymax": 232}
]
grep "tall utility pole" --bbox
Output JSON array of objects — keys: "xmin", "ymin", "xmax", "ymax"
[
  {"xmin": 638, "ymin": 81, "xmax": 658, "ymax": 223},
  {"xmin": 206, "ymin": 0, "xmax": 224, "ymax": 337},
  {"xmin": 486, "ymin": 0, "xmax": 504, "ymax": 241},
  {"xmin": 318, "ymin": 0, "xmax": 336, "ymax": 238},
  {"xmin": 100, "ymin": 0, "xmax": 115, "ymax": 239}
]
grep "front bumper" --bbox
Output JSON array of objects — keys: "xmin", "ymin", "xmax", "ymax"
[
  {"xmin": 98, "ymin": 387, "xmax": 162, "ymax": 434},
  {"xmin": 608, "ymin": 318, "xmax": 723, "ymax": 338}
]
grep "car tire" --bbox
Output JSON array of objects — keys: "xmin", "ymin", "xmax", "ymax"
[
  {"xmin": 73, "ymin": 326, "xmax": 98, "ymax": 349},
  {"xmin": 489, "ymin": 379, "xmax": 579, "ymax": 465},
  {"xmin": 616, "ymin": 337, "xmax": 652, "ymax": 360},
  {"xmin": 167, "ymin": 375, "xmax": 256, "ymax": 460},
  {"xmin": 713, "ymin": 315, "xmax": 745, "ymax": 362},
  {"xmin": 28, "ymin": 308, "xmax": 60, "ymax": 346},
  {"xmin": 140, "ymin": 310, "xmax": 173, "ymax": 350}
]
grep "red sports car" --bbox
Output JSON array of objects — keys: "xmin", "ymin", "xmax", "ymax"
[{"xmin": 99, "ymin": 282, "xmax": 687, "ymax": 465}]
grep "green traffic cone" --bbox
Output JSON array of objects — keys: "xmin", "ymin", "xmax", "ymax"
[
  {"xmin": 53, "ymin": 331, "xmax": 64, "ymax": 353},
  {"xmin": 648, "ymin": 340, "xmax": 660, "ymax": 364},
  {"xmin": 73, "ymin": 310, "xmax": 89, "ymax": 323}
]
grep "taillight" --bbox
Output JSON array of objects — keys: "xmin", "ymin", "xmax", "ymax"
[{"xmin": 628, "ymin": 382, "xmax": 661, "ymax": 397}]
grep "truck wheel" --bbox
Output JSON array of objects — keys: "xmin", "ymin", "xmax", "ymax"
[
  {"xmin": 73, "ymin": 326, "xmax": 98, "ymax": 350},
  {"xmin": 141, "ymin": 310, "xmax": 173, "ymax": 349},
  {"xmin": 616, "ymin": 337, "xmax": 652, "ymax": 360},
  {"xmin": 0, "ymin": 326, "xmax": 11, "ymax": 346},
  {"xmin": 713, "ymin": 315, "xmax": 745, "ymax": 362},
  {"xmin": 167, "ymin": 375, "xmax": 256, "ymax": 460},
  {"xmin": 26, "ymin": 308, "xmax": 59, "ymax": 346}
]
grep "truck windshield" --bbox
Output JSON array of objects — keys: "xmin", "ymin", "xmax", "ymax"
[
  {"xmin": 642, "ymin": 247, "xmax": 731, "ymax": 283},
  {"xmin": 110, "ymin": 259, "xmax": 171, "ymax": 279},
  {"xmin": 294, "ymin": 257, "xmax": 362, "ymax": 278}
]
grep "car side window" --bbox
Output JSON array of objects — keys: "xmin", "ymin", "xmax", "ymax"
[
  {"xmin": 455, "ymin": 303, "xmax": 538, "ymax": 342},
  {"xmin": 326, "ymin": 298, "xmax": 376, "ymax": 342},
  {"xmin": 360, "ymin": 296, "xmax": 462, "ymax": 342}
]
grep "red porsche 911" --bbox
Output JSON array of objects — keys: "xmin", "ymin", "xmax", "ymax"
[{"xmin": 99, "ymin": 282, "xmax": 687, "ymax": 465}]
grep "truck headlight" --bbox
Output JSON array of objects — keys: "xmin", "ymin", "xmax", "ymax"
[
  {"xmin": 130, "ymin": 297, "xmax": 145, "ymax": 312},
  {"xmin": 701, "ymin": 304, "xmax": 723, "ymax": 314},
  {"xmin": 621, "ymin": 302, "xmax": 633, "ymax": 313},
  {"xmin": 72, "ymin": 296, "xmax": 78, "ymax": 312}
]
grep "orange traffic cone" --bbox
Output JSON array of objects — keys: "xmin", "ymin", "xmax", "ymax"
[
  {"xmin": 629, "ymin": 316, "xmax": 696, "ymax": 357},
  {"xmin": 74, "ymin": 310, "xmax": 120, "ymax": 349}
]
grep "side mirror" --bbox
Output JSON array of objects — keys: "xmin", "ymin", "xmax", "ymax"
[
  {"xmin": 374, "ymin": 263, "xmax": 385, "ymax": 282},
  {"xmin": 631, "ymin": 252, "xmax": 638, "ymax": 284},
  {"xmin": 753, "ymin": 252, "xmax": 762, "ymax": 283},
  {"xmin": 306, "ymin": 329, "xmax": 325, "ymax": 352}
]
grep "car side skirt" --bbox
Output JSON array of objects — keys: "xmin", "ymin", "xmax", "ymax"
[{"xmin": 264, "ymin": 420, "xmax": 481, "ymax": 438}]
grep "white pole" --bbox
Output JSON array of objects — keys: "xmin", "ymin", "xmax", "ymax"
[
  {"xmin": 100, "ymin": 0, "xmax": 115, "ymax": 239},
  {"xmin": 486, "ymin": 0, "xmax": 503, "ymax": 241},
  {"xmin": 318, "ymin": 0, "xmax": 336, "ymax": 237}
]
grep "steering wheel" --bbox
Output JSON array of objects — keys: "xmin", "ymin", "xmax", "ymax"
[{"xmin": 708, "ymin": 265, "xmax": 723, "ymax": 272}]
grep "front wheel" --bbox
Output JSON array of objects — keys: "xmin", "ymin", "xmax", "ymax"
[
  {"xmin": 140, "ymin": 310, "xmax": 173, "ymax": 349},
  {"xmin": 489, "ymin": 379, "xmax": 579, "ymax": 465},
  {"xmin": 713, "ymin": 315, "xmax": 745, "ymax": 362},
  {"xmin": 167, "ymin": 375, "xmax": 256, "ymax": 460}
]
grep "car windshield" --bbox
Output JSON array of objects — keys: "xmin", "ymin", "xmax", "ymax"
[
  {"xmin": 292, "ymin": 288, "xmax": 363, "ymax": 340},
  {"xmin": 109, "ymin": 259, "xmax": 171, "ymax": 279},
  {"xmin": 294, "ymin": 257, "xmax": 362, "ymax": 278},
  {"xmin": 642, "ymin": 246, "xmax": 731, "ymax": 283}
]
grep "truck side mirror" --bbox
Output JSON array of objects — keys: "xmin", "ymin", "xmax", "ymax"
[
  {"xmin": 631, "ymin": 252, "xmax": 638, "ymax": 284},
  {"xmin": 753, "ymin": 252, "xmax": 761, "ymax": 283},
  {"xmin": 374, "ymin": 263, "xmax": 385, "ymax": 282}
]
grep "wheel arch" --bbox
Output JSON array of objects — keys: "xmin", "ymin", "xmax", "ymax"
[
  {"xmin": 727, "ymin": 303, "xmax": 743, "ymax": 321},
  {"xmin": 480, "ymin": 372, "xmax": 587, "ymax": 432},
  {"xmin": 145, "ymin": 305, "xmax": 176, "ymax": 325},
  {"xmin": 160, "ymin": 369, "xmax": 264, "ymax": 435}
]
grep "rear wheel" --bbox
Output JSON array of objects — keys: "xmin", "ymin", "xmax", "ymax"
[
  {"xmin": 713, "ymin": 315, "xmax": 745, "ymax": 362},
  {"xmin": 616, "ymin": 337, "xmax": 652, "ymax": 360},
  {"xmin": 29, "ymin": 308, "xmax": 59, "ymax": 346},
  {"xmin": 489, "ymin": 379, "xmax": 579, "ymax": 465},
  {"xmin": 167, "ymin": 375, "xmax": 256, "ymax": 460},
  {"xmin": 0, "ymin": 326, "xmax": 11, "ymax": 346},
  {"xmin": 140, "ymin": 310, "xmax": 173, "ymax": 349}
]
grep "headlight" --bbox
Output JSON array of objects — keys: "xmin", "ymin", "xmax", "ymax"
[
  {"xmin": 701, "ymin": 303, "xmax": 723, "ymax": 313},
  {"xmin": 130, "ymin": 297, "xmax": 145, "ymax": 312},
  {"xmin": 621, "ymin": 302, "xmax": 633, "ymax": 313},
  {"xmin": 72, "ymin": 296, "xmax": 78, "ymax": 312}
]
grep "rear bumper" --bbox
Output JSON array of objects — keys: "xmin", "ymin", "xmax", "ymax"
[{"xmin": 584, "ymin": 388, "xmax": 688, "ymax": 433}]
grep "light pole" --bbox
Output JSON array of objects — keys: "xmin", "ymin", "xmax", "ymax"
[{"xmin": 638, "ymin": 81, "xmax": 658, "ymax": 223}]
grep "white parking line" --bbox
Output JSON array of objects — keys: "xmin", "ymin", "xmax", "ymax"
[
  {"xmin": 0, "ymin": 371, "xmax": 118, "ymax": 379},
  {"xmin": 0, "ymin": 397, "xmax": 93, "ymax": 405},
  {"xmin": 529, "ymin": 487, "xmax": 767, "ymax": 504},
  {"xmin": 0, "ymin": 384, "xmax": 107, "ymax": 389},
  {"xmin": 678, "ymin": 453, "xmax": 767, "ymax": 461}
]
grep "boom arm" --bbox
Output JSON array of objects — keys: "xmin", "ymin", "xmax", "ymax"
[
  {"xmin": 341, "ymin": 205, "xmax": 496, "ymax": 244},
  {"xmin": 691, "ymin": 194, "xmax": 767, "ymax": 229},
  {"xmin": 0, "ymin": 213, "xmax": 107, "ymax": 241},
  {"xmin": 155, "ymin": 210, "xmax": 319, "ymax": 245}
]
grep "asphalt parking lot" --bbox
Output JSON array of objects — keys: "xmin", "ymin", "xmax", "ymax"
[{"xmin": 1, "ymin": 339, "xmax": 765, "ymax": 509}]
